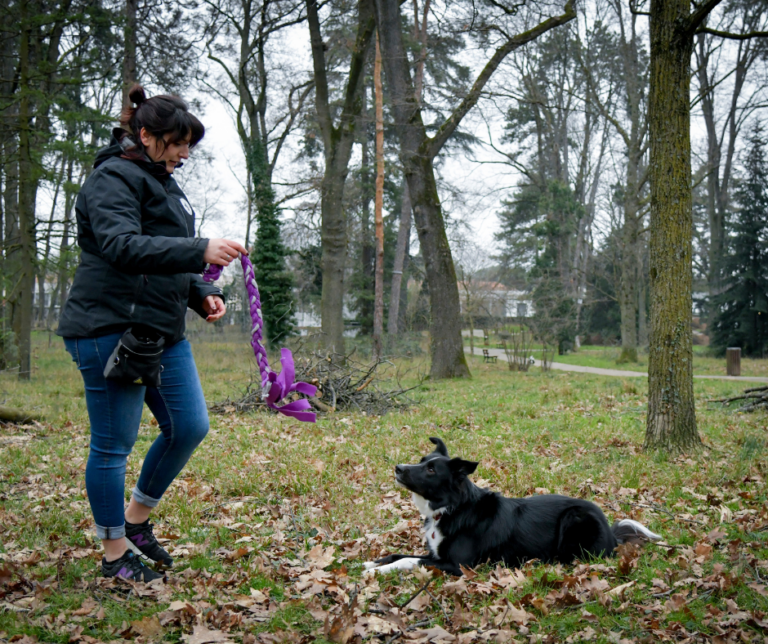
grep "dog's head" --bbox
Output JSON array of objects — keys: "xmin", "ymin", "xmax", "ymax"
[{"xmin": 395, "ymin": 437, "xmax": 478, "ymax": 511}]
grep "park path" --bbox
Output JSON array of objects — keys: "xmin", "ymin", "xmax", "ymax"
[{"xmin": 466, "ymin": 347, "xmax": 768, "ymax": 384}]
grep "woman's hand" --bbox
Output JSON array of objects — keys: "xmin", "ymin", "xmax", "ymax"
[
  {"xmin": 203, "ymin": 296, "xmax": 226, "ymax": 322},
  {"xmin": 204, "ymin": 239, "xmax": 249, "ymax": 267}
]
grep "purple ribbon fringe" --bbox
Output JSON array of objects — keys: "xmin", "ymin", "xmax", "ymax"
[{"xmin": 203, "ymin": 258, "xmax": 317, "ymax": 422}]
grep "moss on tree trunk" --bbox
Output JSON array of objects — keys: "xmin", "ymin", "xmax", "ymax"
[{"xmin": 645, "ymin": 0, "xmax": 701, "ymax": 452}]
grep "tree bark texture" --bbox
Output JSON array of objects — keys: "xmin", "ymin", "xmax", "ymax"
[
  {"xmin": 387, "ymin": 178, "xmax": 410, "ymax": 335},
  {"xmin": 387, "ymin": 0, "xmax": 428, "ymax": 337},
  {"xmin": 372, "ymin": 36, "xmax": 385, "ymax": 359},
  {"xmin": 307, "ymin": 0, "xmax": 375, "ymax": 353},
  {"xmin": 373, "ymin": 0, "xmax": 467, "ymax": 378},
  {"xmin": 16, "ymin": 2, "xmax": 36, "ymax": 380},
  {"xmin": 645, "ymin": 0, "xmax": 702, "ymax": 452},
  {"xmin": 122, "ymin": 0, "xmax": 138, "ymax": 108},
  {"xmin": 360, "ymin": 97, "xmax": 374, "ymax": 335}
]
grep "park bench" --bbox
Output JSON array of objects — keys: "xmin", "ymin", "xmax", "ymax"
[{"xmin": 483, "ymin": 349, "xmax": 497, "ymax": 364}]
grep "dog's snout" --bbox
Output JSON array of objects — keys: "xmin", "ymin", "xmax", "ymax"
[{"xmin": 395, "ymin": 464, "xmax": 405, "ymax": 477}]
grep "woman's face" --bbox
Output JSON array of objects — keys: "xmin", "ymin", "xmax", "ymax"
[{"xmin": 139, "ymin": 128, "xmax": 190, "ymax": 174}]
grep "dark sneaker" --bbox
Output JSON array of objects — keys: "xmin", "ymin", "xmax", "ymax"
[
  {"xmin": 102, "ymin": 551, "xmax": 164, "ymax": 582},
  {"xmin": 125, "ymin": 520, "xmax": 174, "ymax": 568}
]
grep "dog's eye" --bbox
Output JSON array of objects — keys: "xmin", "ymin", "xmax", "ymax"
[{"xmin": 426, "ymin": 464, "xmax": 435, "ymax": 474}]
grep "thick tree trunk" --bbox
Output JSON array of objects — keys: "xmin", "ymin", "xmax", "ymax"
[
  {"xmin": 387, "ymin": 178, "xmax": 410, "ymax": 335},
  {"xmin": 320, "ymin": 169, "xmax": 349, "ymax": 353},
  {"xmin": 307, "ymin": 0, "xmax": 375, "ymax": 354},
  {"xmin": 373, "ymin": 0, "xmax": 468, "ymax": 378},
  {"xmin": 644, "ymin": 0, "xmax": 701, "ymax": 452},
  {"xmin": 374, "ymin": 0, "xmax": 574, "ymax": 377},
  {"xmin": 122, "ymin": 0, "xmax": 138, "ymax": 107},
  {"xmin": 408, "ymin": 155, "xmax": 469, "ymax": 378},
  {"xmin": 618, "ymin": 187, "xmax": 640, "ymax": 364},
  {"xmin": 17, "ymin": 4, "xmax": 35, "ymax": 380},
  {"xmin": 372, "ymin": 36, "xmax": 385, "ymax": 359}
]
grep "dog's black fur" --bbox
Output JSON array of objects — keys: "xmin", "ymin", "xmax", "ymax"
[{"xmin": 365, "ymin": 438, "xmax": 660, "ymax": 576}]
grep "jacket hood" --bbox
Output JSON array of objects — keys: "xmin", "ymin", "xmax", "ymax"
[{"xmin": 93, "ymin": 128, "xmax": 171, "ymax": 179}]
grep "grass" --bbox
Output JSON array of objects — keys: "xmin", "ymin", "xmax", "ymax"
[{"xmin": 0, "ymin": 333, "xmax": 767, "ymax": 643}]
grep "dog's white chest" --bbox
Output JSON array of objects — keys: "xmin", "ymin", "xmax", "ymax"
[
  {"xmin": 412, "ymin": 493, "xmax": 446, "ymax": 557},
  {"xmin": 424, "ymin": 515, "xmax": 444, "ymax": 556}
]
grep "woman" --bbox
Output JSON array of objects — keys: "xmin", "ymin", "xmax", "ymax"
[{"xmin": 57, "ymin": 84, "xmax": 247, "ymax": 581}]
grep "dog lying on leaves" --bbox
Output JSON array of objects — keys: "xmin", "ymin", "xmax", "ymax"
[{"xmin": 364, "ymin": 438, "xmax": 660, "ymax": 576}]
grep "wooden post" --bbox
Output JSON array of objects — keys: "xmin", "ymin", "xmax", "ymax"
[{"xmin": 726, "ymin": 348, "xmax": 741, "ymax": 376}]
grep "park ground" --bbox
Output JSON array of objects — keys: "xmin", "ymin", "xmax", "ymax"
[{"xmin": 1, "ymin": 333, "xmax": 767, "ymax": 643}]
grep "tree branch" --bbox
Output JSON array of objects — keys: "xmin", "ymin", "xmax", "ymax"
[
  {"xmin": 306, "ymin": 0, "xmax": 333, "ymax": 152},
  {"xmin": 426, "ymin": 1, "xmax": 576, "ymax": 159},
  {"xmin": 696, "ymin": 27, "xmax": 768, "ymax": 40},
  {"xmin": 684, "ymin": 0, "xmax": 724, "ymax": 39}
]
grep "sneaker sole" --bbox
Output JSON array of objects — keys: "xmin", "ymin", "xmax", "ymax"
[{"xmin": 125, "ymin": 538, "xmax": 173, "ymax": 569}]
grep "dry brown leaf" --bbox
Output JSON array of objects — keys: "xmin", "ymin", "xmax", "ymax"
[
  {"xmin": 306, "ymin": 544, "xmax": 335, "ymax": 569},
  {"xmin": 665, "ymin": 593, "xmax": 687, "ymax": 613},
  {"xmin": 506, "ymin": 604, "xmax": 531, "ymax": 626},
  {"xmin": 324, "ymin": 595, "xmax": 357, "ymax": 644},
  {"xmin": 406, "ymin": 590, "xmax": 432, "ymax": 612},
  {"xmin": 607, "ymin": 580, "xmax": 635, "ymax": 598},
  {"xmin": 706, "ymin": 527, "xmax": 728, "ymax": 543},
  {"xmin": 694, "ymin": 542, "xmax": 713, "ymax": 558},
  {"xmin": 182, "ymin": 624, "xmax": 234, "ymax": 644},
  {"xmin": 71, "ymin": 597, "xmax": 98, "ymax": 616},
  {"xmin": 131, "ymin": 615, "xmax": 163, "ymax": 640},
  {"xmin": 460, "ymin": 564, "xmax": 478, "ymax": 579},
  {"xmin": 443, "ymin": 578, "xmax": 469, "ymax": 594},
  {"xmin": 406, "ymin": 625, "xmax": 456, "ymax": 643}
]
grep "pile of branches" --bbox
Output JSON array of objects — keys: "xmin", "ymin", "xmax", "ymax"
[
  {"xmin": 210, "ymin": 351, "xmax": 419, "ymax": 417},
  {"xmin": 710, "ymin": 385, "xmax": 768, "ymax": 412}
]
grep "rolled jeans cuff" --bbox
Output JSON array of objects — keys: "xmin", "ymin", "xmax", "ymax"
[
  {"xmin": 95, "ymin": 523, "xmax": 126, "ymax": 540},
  {"xmin": 132, "ymin": 486, "xmax": 162, "ymax": 508}
]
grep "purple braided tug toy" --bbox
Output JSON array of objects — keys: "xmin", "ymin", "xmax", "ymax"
[{"xmin": 203, "ymin": 256, "xmax": 317, "ymax": 423}]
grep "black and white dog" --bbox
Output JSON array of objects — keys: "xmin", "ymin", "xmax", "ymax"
[{"xmin": 364, "ymin": 438, "xmax": 661, "ymax": 576}]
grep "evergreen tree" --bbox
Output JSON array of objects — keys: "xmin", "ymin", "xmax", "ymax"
[
  {"xmin": 248, "ymin": 141, "xmax": 296, "ymax": 346},
  {"xmin": 711, "ymin": 125, "xmax": 768, "ymax": 357}
]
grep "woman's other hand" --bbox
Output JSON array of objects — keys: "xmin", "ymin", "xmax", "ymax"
[
  {"xmin": 204, "ymin": 239, "xmax": 249, "ymax": 266},
  {"xmin": 203, "ymin": 296, "xmax": 226, "ymax": 322}
]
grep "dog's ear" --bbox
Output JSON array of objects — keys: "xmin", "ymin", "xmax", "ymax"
[
  {"xmin": 448, "ymin": 458, "xmax": 478, "ymax": 477},
  {"xmin": 429, "ymin": 437, "xmax": 449, "ymax": 456}
]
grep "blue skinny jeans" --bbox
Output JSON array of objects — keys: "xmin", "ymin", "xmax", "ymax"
[{"xmin": 64, "ymin": 333, "xmax": 209, "ymax": 539}]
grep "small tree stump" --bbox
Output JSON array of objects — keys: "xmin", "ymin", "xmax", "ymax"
[{"xmin": 726, "ymin": 347, "xmax": 741, "ymax": 376}]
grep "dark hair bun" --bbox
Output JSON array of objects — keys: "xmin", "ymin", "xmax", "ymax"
[{"xmin": 128, "ymin": 84, "xmax": 147, "ymax": 106}]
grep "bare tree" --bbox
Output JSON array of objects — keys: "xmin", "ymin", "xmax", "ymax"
[
  {"xmin": 373, "ymin": 0, "xmax": 576, "ymax": 379},
  {"xmin": 307, "ymin": 0, "xmax": 376, "ymax": 353}
]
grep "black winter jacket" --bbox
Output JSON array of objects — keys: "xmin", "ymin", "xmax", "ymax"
[{"xmin": 57, "ymin": 129, "xmax": 223, "ymax": 343}]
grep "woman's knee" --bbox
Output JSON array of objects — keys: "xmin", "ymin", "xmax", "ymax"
[{"xmin": 185, "ymin": 415, "xmax": 209, "ymax": 447}]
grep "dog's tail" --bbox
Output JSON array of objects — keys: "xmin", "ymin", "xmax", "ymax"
[{"xmin": 612, "ymin": 519, "xmax": 662, "ymax": 545}]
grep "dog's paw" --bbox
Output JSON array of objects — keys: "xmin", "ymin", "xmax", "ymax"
[{"xmin": 362, "ymin": 561, "xmax": 379, "ymax": 570}]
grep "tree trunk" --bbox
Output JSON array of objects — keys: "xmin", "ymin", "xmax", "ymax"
[
  {"xmin": 644, "ymin": 0, "xmax": 701, "ymax": 452},
  {"xmin": 618, "ymin": 190, "xmax": 640, "ymax": 364},
  {"xmin": 372, "ymin": 36, "xmax": 385, "ymax": 359},
  {"xmin": 387, "ymin": 0, "xmax": 427, "ymax": 338},
  {"xmin": 320, "ymin": 169, "xmax": 350, "ymax": 352},
  {"xmin": 307, "ymin": 0, "xmax": 375, "ymax": 354},
  {"xmin": 387, "ymin": 178, "xmax": 410, "ymax": 335},
  {"xmin": 374, "ymin": 0, "xmax": 574, "ymax": 378},
  {"xmin": 373, "ymin": 0, "xmax": 469, "ymax": 379},
  {"xmin": 17, "ymin": 2, "xmax": 35, "ymax": 380},
  {"xmin": 360, "ymin": 91, "xmax": 374, "ymax": 335},
  {"xmin": 122, "ymin": 0, "xmax": 138, "ymax": 107}
]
